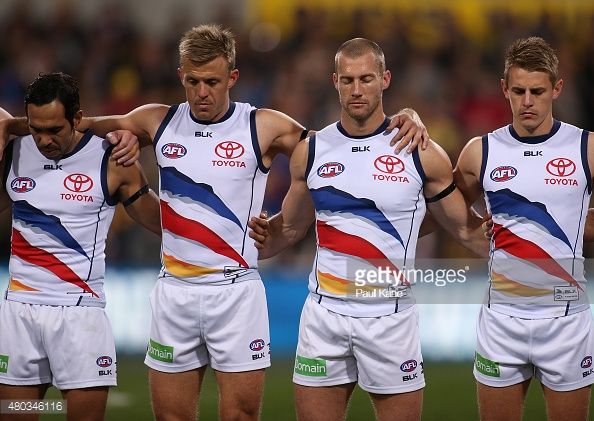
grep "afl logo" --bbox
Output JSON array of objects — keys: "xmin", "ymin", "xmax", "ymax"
[
  {"xmin": 317, "ymin": 162, "xmax": 345, "ymax": 178},
  {"xmin": 546, "ymin": 158, "xmax": 576, "ymax": 177},
  {"xmin": 581, "ymin": 356, "xmax": 592, "ymax": 369},
  {"xmin": 11, "ymin": 177, "xmax": 36, "ymax": 193},
  {"xmin": 96, "ymin": 356, "xmax": 113, "ymax": 368},
  {"xmin": 490, "ymin": 166, "xmax": 517, "ymax": 182},
  {"xmin": 161, "ymin": 143, "xmax": 187, "ymax": 158},
  {"xmin": 400, "ymin": 359, "xmax": 418, "ymax": 372},
  {"xmin": 249, "ymin": 339, "xmax": 265, "ymax": 352},
  {"xmin": 64, "ymin": 173, "xmax": 93, "ymax": 193},
  {"xmin": 374, "ymin": 155, "xmax": 405, "ymax": 174},
  {"xmin": 215, "ymin": 141, "xmax": 244, "ymax": 159}
]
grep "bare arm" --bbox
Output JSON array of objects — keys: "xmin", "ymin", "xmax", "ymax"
[
  {"xmin": 108, "ymin": 157, "xmax": 161, "ymax": 236},
  {"xmin": 0, "ymin": 108, "xmax": 13, "ymax": 212},
  {"xmin": 585, "ymin": 133, "xmax": 594, "ymax": 241},
  {"xmin": 256, "ymin": 108, "xmax": 307, "ymax": 167},
  {"xmin": 250, "ymin": 139, "xmax": 315, "ymax": 259},
  {"xmin": 420, "ymin": 140, "xmax": 489, "ymax": 257},
  {"xmin": 79, "ymin": 104, "xmax": 170, "ymax": 148}
]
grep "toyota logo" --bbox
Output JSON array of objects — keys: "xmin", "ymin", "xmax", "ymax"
[
  {"xmin": 64, "ymin": 173, "xmax": 93, "ymax": 192},
  {"xmin": 546, "ymin": 158, "xmax": 576, "ymax": 177},
  {"xmin": 215, "ymin": 141, "xmax": 244, "ymax": 159},
  {"xmin": 374, "ymin": 155, "xmax": 405, "ymax": 174}
]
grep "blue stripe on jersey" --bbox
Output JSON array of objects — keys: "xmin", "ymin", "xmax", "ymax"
[
  {"xmin": 508, "ymin": 120, "xmax": 561, "ymax": 144},
  {"xmin": 249, "ymin": 109, "xmax": 269, "ymax": 174},
  {"xmin": 160, "ymin": 166, "xmax": 242, "ymax": 228},
  {"xmin": 310, "ymin": 185, "xmax": 403, "ymax": 246},
  {"xmin": 487, "ymin": 188, "xmax": 572, "ymax": 249},
  {"xmin": 63, "ymin": 130, "xmax": 93, "ymax": 159},
  {"xmin": 411, "ymin": 148, "xmax": 426, "ymax": 184},
  {"xmin": 305, "ymin": 134, "xmax": 316, "ymax": 179},
  {"xmin": 12, "ymin": 200, "xmax": 89, "ymax": 259},
  {"xmin": 101, "ymin": 144, "xmax": 118, "ymax": 206},
  {"xmin": 154, "ymin": 104, "xmax": 179, "ymax": 147},
  {"xmin": 480, "ymin": 135, "xmax": 488, "ymax": 186},
  {"xmin": 581, "ymin": 130, "xmax": 591, "ymax": 194}
]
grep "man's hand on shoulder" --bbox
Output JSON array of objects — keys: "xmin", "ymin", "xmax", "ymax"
[{"xmin": 106, "ymin": 130, "xmax": 140, "ymax": 166}]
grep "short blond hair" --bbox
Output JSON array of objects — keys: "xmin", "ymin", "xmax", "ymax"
[
  {"xmin": 504, "ymin": 37, "xmax": 559, "ymax": 85},
  {"xmin": 179, "ymin": 24, "xmax": 236, "ymax": 69},
  {"xmin": 335, "ymin": 38, "xmax": 385, "ymax": 74}
]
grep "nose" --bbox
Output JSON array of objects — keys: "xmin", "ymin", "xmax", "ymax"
[
  {"xmin": 351, "ymin": 80, "xmax": 362, "ymax": 97},
  {"xmin": 197, "ymin": 82, "xmax": 209, "ymax": 98},
  {"xmin": 522, "ymin": 91, "xmax": 533, "ymax": 107},
  {"xmin": 36, "ymin": 134, "xmax": 53, "ymax": 148}
]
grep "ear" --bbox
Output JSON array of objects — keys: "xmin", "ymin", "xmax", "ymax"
[
  {"xmin": 228, "ymin": 69, "xmax": 239, "ymax": 89},
  {"xmin": 333, "ymin": 73, "xmax": 338, "ymax": 91},
  {"xmin": 500, "ymin": 79, "xmax": 510, "ymax": 99},
  {"xmin": 177, "ymin": 67, "xmax": 184, "ymax": 85},
  {"xmin": 552, "ymin": 78, "xmax": 563, "ymax": 99},
  {"xmin": 382, "ymin": 70, "xmax": 391, "ymax": 90},
  {"xmin": 72, "ymin": 110, "xmax": 83, "ymax": 129}
]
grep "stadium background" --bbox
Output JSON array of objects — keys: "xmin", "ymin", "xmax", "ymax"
[{"xmin": 1, "ymin": 0, "xmax": 594, "ymax": 419}]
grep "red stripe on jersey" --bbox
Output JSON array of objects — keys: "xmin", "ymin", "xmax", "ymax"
[
  {"xmin": 11, "ymin": 228, "xmax": 98, "ymax": 297},
  {"xmin": 160, "ymin": 200, "xmax": 248, "ymax": 268}
]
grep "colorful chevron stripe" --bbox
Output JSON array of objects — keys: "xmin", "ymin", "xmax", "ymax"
[
  {"xmin": 491, "ymin": 271, "xmax": 552, "ymax": 297},
  {"xmin": 160, "ymin": 166, "xmax": 242, "ymax": 228},
  {"xmin": 493, "ymin": 223, "xmax": 582, "ymax": 290},
  {"xmin": 487, "ymin": 189, "xmax": 571, "ymax": 249},
  {"xmin": 12, "ymin": 200, "xmax": 89, "ymax": 260},
  {"xmin": 11, "ymin": 228, "xmax": 97, "ymax": 297},
  {"xmin": 316, "ymin": 220, "xmax": 408, "ymax": 285},
  {"xmin": 311, "ymin": 186, "xmax": 403, "ymax": 246},
  {"xmin": 160, "ymin": 200, "xmax": 248, "ymax": 268},
  {"xmin": 162, "ymin": 253, "xmax": 222, "ymax": 277}
]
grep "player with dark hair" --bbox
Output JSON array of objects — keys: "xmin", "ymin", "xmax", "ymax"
[{"xmin": 0, "ymin": 73, "xmax": 160, "ymax": 421}]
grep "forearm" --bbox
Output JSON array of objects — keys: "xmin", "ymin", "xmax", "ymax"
[
  {"xmin": 4, "ymin": 117, "xmax": 30, "ymax": 136},
  {"xmin": 584, "ymin": 209, "xmax": 594, "ymax": 242},
  {"xmin": 259, "ymin": 213, "xmax": 309, "ymax": 259}
]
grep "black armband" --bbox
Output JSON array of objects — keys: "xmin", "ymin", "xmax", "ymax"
[
  {"xmin": 425, "ymin": 182, "xmax": 456, "ymax": 203},
  {"xmin": 299, "ymin": 129, "xmax": 310, "ymax": 140},
  {"xmin": 122, "ymin": 185, "xmax": 149, "ymax": 207}
]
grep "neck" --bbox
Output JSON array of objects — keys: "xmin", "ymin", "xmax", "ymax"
[
  {"xmin": 340, "ymin": 109, "xmax": 386, "ymax": 137},
  {"xmin": 512, "ymin": 114, "xmax": 554, "ymax": 137}
]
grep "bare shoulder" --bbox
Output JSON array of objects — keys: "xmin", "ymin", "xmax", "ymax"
[
  {"xmin": 418, "ymin": 139, "xmax": 453, "ymax": 168},
  {"xmin": 289, "ymin": 137, "xmax": 311, "ymax": 179}
]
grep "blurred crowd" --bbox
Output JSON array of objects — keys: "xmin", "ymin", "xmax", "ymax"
[{"xmin": 1, "ymin": 2, "xmax": 594, "ymax": 266}]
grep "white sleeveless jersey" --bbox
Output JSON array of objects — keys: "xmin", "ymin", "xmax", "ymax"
[
  {"xmin": 306, "ymin": 118, "xmax": 426, "ymax": 317},
  {"xmin": 4, "ymin": 132, "xmax": 116, "ymax": 307},
  {"xmin": 482, "ymin": 120, "xmax": 591, "ymax": 318},
  {"xmin": 154, "ymin": 102, "xmax": 269, "ymax": 285}
]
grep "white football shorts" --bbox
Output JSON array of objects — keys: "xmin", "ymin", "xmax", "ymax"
[
  {"xmin": 145, "ymin": 277, "xmax": 271, "ymax": 373},
  {"xmin": 0, "ymin": 299, "xmax": 117, "ymax": 389},
  {"xmin": 474, "ymin": 305, "xmax": 594, "ymax": 391},
  {"xmin": 293, "ymin": 295, "xmax": 425, "ymax": 394}
]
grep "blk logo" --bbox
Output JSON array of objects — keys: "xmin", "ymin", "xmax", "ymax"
[
  {"xmin": 64, "ymin": 173, "xmax": 93, "ymax": 193},
  {"xmin": 195, "ymin": 131, "xmax": 213, "ymax": 138},
  {"xmin": 11, "ymin": 177, "xmax": 36, "ymax": 193},
  {"xmin": 523, "ymin": 151, "xmax": 542, "ymax": 157},
  {"xmin": 215, "ymin": 141, "xmax": 244, "ymax": 159},
  {"xmin": 161, "ymin": 143, "xmax": 187, "ymax": 159},
  {"xmin": 44, "ymin": 164, "xmax": 63, "ymax": 170},
  {"xmin": 546, "ymin": 158, "xmax": 576, "ymax": 177},
  {"xmin": 374, "ymin": 155, "xmax": 405, "ymax": 174},
  {"xmin": 352, "ymin": 146, "xmax": 370, "ymax": 153}
]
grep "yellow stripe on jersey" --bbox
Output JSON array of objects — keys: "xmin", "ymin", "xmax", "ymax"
[
  {"xmin": 491, "ymin": 271, "xmax": 552, "ymax": 297},
  {"xmin": 8, "ymin": 278, "xmax": 39, "ymax": 292},
  {"xmin": 162, "ymin": 253, "xmax": 223, "ymax": 277},
  {"xmin": 317, "ymin": 270, "xmax": 387, "ymax": 296}
]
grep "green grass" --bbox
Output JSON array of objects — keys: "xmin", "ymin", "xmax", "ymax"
[{"xmin": 40, "ymin": 357, "xmax": 582, "ymax": 420}]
